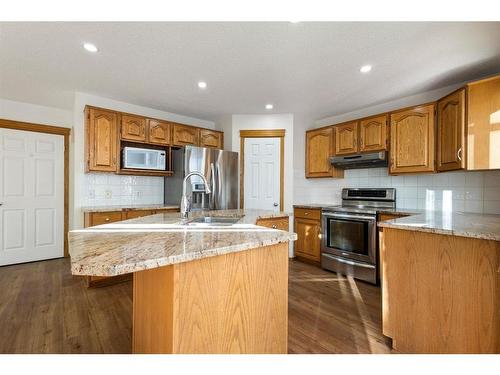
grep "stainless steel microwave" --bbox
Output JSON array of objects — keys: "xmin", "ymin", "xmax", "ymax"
[{"xmin": 122, "ymin": 147, "xmax": 166, "ymax": 170}]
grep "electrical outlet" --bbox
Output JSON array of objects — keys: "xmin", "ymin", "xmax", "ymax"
[
  {"xmin": 105, "ymin": 190, "xmax": 112, "ymax": 199},
  {"xmin": 136, "ymin": 191, "xmax": 142, "ymax": 198}
]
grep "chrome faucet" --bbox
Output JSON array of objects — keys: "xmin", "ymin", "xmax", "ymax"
[{"xmin": 180, "ymin": 171, "xmax": 212, "ymax": 220}]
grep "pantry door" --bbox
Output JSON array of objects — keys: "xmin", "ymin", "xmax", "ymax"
[
  {"xmin": 243, "ymin": 137, "xmax": 281, "ymax": 211},
  {"xmin": 0, "ymin": 127, "xmax": 64, "ymax": 266}
]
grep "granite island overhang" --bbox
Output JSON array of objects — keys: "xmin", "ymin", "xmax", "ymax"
[{"xmin": 69, "ymin": 209, "xmax": 297, "ymax": 354}]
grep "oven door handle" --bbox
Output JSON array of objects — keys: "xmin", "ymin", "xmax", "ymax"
[
  {"xmin": 322, "ymin": 253, "xmax": 376, "ymax": 269},
  {"xmin": 322, "ymin": 212, "xmax": 376, "ymax": 221}
]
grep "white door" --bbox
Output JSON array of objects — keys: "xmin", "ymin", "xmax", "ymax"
[
  {"xmin": 243, "ymin": 137, "xmax": 281, "ymax": 211},
  {"xmin": 0, "ymin": 128, "xmax": 64, "ymax": 266}
]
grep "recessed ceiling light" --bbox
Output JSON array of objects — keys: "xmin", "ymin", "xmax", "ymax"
[
  {"xmin": 83, "ymin": 42, "xmax": 98, "ymax": 53},
  {"xmin": 360, "ymin": 65, "xmax": 372, "ymax": 73},
  {"xmin": 198, "ymin": 81, "xmax": 207, "ymax": 89},
  {"xmin": 265, "ymin": 104, "xmax": 273, "ymax": 110}
]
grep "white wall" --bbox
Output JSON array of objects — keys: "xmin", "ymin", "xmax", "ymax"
[
  {"xmin": 0, "ymin": 98, "xmax": 73, "ymax": 127},
  {"xmin": 72, "ymin": 92, "xmax": 216, "ymax": 228}
]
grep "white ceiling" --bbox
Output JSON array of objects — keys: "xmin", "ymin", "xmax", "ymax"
[{"xmin": 1, "ymin": 22, "xmax": 500, "ymax": 122}]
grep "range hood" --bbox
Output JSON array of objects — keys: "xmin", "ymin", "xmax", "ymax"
[{"xmin": 330, "ymin": 151, "xmax": 388, "ymax": 169}]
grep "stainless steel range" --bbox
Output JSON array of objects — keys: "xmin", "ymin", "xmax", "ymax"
[{"xmin": 321, "ymin": 188, "xmax": 396, "ymax": 284}]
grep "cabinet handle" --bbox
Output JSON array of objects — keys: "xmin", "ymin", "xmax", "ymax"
[
  {"xmin": 304, "ymin": 212, "xmax": 309, "ymax": 215},
  {"xmin": 105, "ymin": 218, "xmax": 110, "ymax": 222},
  {"xmin": 272, "ymin": 224, "xmax": 277, "ymax": 229},
  {"xmin": 457, "ymin": 147, "xmax": 462, "ymax": 161}
]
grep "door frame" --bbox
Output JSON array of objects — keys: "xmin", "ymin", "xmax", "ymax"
[
  {"xmin": 0, "ymin": 118, "xmax": 71, "ymax": 257},
  {"xmin": 239, "ymin": 129, "xmax": 285, "ymax": 210}
]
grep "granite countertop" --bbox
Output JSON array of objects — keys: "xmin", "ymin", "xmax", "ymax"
[
  {"xmin": 69, "ymin": 209, "xmax": 296, "ymax": 277},
  {"xmin": 82, "ymin": 204, "xmax": 180, "ymax": 213},
  {"xmin": 378, "ymin": 210, "xmax": 500, "ymax": 241}
]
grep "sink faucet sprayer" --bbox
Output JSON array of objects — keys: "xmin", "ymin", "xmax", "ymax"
[{"xmin": 180, "ymin": 172, "xmax": 212, "ymax": 220}]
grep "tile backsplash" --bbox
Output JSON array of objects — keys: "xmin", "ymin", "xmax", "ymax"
[
  {"xmin": 294, "ymin": 168, "xmax": 500, "ymax": 214},
  {"xmin": 82, "ymin": 173, "xmax": 164, "ymax": 207}
]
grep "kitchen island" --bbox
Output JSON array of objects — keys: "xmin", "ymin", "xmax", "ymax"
[
  {"xmin": 378, "ymin": 211, "xmax": 500, "ymax": 353},
  {"xmin": 69, "ymin": 209, "xmax": 296, "ymax": 354}
]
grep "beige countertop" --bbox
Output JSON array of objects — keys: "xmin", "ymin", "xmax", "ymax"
[
  {"xmin": 69, "ymin": 209, "xmax": 296, "ymax": 277},
  {"xmin": 82, "ymin": 204, "xmax": 180, "ymax": 213},
  {"xmin": 378, "ymin": 210, "xmax": 500, "ymax": 241}
]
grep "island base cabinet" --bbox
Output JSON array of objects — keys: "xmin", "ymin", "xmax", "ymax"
[
  {"xmin": 133, "ymin": 242, "xmax": 289, "ymax": 354},
  {"xmin": 382, "ymin": 228, "xmax": 500, "ymax": 353}
]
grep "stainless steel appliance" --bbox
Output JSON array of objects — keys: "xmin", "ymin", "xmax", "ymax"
[
  {"xmin": 330, "ymin": 151, "xmax": 388, "ymax": 169},
  {"xmin": 164, "ymin": 146, "xmax": 238, "ymax": 210},
  {"xmin": 321, "ymin": 188, "xmax": 396, "ymax": 284},
  {"xmin": 122, "ymin": 146, "xmax": 166, "ymax": 170}
]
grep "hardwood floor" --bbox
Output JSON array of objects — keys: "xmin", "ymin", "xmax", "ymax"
[{"xmin": 0, "ymin": 257, "xmax": 391, "ymax": 354}]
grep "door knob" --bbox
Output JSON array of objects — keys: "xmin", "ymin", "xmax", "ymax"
[{"xmin": 273, "ymin": 203, "xmax": 278, "ymax": 207}]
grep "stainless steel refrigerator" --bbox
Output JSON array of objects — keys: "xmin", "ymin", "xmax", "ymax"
[{"xmin": 164, "ymin": 146, "xmax": 239, "ymax": 210}]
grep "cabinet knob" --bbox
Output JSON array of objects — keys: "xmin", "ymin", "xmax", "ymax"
[
  {"xmin": 272, "ymin": 224, "xmax": 277, "ymax": 229},
  {"xmin": 105, "ymin": 218, "xmax": 110, "ymax": 222}
]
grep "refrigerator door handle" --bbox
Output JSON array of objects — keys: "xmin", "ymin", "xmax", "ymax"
[{"xmin": 210, "ymin": 162, "xmax": 217, "ymax": 209}]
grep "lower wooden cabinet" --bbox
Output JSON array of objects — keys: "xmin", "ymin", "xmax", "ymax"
[{"xmin": 293, "ymin": 208, "xmax": 321, "ymax": 263}]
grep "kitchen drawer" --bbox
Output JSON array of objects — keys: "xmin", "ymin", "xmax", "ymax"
[
  {"xmin": 256, "ymin": 217, "xmax": 289, "ymax": 231},
  {"xmin": 294, "ymin": 207, "xmax": 321, "ymax": 221},
  {"xmin": 124, "ymin": 209, "xmax": 155, "ymax": 220},
  {"xmin": 86, "ymin": 211, "xmax": 123, "ymax": 226}
]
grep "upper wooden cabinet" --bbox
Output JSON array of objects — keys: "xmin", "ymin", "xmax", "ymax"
[
  {"xmin": 437, "ymin": 89, "xmax": 466, "ymax": 172},
  {"xmin": 86, "ymin": 107, "xmax": 118, "ymax": 172},
  {"xmin": 305, "ymin": 127, "xmax": 343, "ymax": 178},
  {"xmin": 359, "ymin": 115, "xmax": 388, "ymax": 153},
  {"xmin": 467, "ymin": 75, "xmax": 500, "ymax": 170},
  {"xmin": 334, "ymin": 121, "xmax": 358, "ymax": 155},
  {"xmin": 199, "ymin": 129, "xmax": 223, "ymax": 149},
  {"xmin": 121, "ymin": 114, "xmax": 147, "ymax": 142},
  {"xmin": 172, "ymin": 124, "xmax": 199, "ymax": 146},
  {"xmin": 390, "ymin": 104, "xmax": 436, "ymax": 174},
  {"xmin": 147, "ymin": 119, "xmax": 171, "ymax": 145}
]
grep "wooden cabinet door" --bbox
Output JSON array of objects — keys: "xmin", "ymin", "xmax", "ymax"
[
  {"xmin": 334, "ymin": 121, "xmax": 358, "ymax": 155},
  {"xmin": 306, "ymin": 127, "xmax": 343, "ymax": 178},
  {"xmin": 437, "ymin": 89, "xmax": 465, "ymax": 172},
  {"xmin": 124, "ymin": 210, "xmax": 154, "ymax": 220},
  {"xmin": 294, "ymin": 218, "xmax": 321, "ymax": 262},
  {"xmin": 467, "ymin": 75, "xmax": 500, "ymax": 170},
  {"xmin": 199, "ymin": 129, "xmax": 223, "ymax": 149},
  {"xmin": 359, "ymin": 115, "xmax": 388, "ymax": 152},
  {"xmin": 390, "ymin": 104, "xmax": 436, "ymax": 174},
  {"xmin": 121, "ymin": 114, "xmax": 146, "ymax": 142},
  {"xmin": 172, "ymin": 124, "xmax": 199, "ymax": 146},
  {"xmin": 147, "ymin": 119, "xmax": 171, "ymax": 145},
  {"xmin": 86, "ymin": 107, "xmax": 118, "ymax": 172}
]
